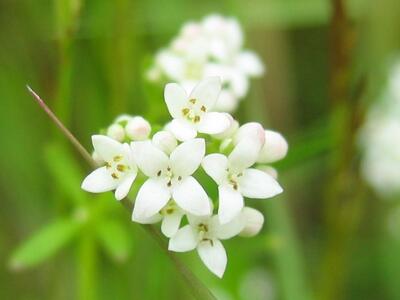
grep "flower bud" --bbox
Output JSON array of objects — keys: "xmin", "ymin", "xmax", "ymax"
[
  {"xmin": 125, "ymin": 116, "xmax": 151, "ymax": 141},
  {"xmin": 107, "ymin": 123, "xmax": 125, "ymax": 142},
  {"xmin": 152, "ymin": 130, "xmax": 177, "ymax": 154},
  {"xmin": 257, "ymin": 130, "xmax": 288, "ymax": 164},
  {"xmin": 234, "ymin": 122, "xmax": 265, "ymax": 147},
  {"xmin": 239, "ymin": 207, "xmax": 264, "ymax": 237}
]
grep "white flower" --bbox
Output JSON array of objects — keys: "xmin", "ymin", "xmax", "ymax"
[
  {"xmin": 125, "ymin": 116, "xmax": 151, "ymax": 141},
  {"xmin": 82, "ymin": 135, "xmax": 137, "ymax": 200},
  {"xmin": 133, "ymin": 200, "xmax": 185, "ymax": 238},
  {"xmin": 131, "ymin": 138, "xmax": 211, "ymax": 220},
  {"xmin": 239, "ymin": 207, "xmax": 264, "ymax": 237},
  {"xmin": 202, "ymin": 137, "xmax": 282, "ymax": 224},
  {"xmin": 148, "ymin": 14, "xmax": 265, "ymax": 113},
  {"xmin": 164, "ymin": 77, "xmax": 231, "ymax": 141},
  {"xmin": 168, "ymin": 213, "xmax": 244, "ymax": 278}
]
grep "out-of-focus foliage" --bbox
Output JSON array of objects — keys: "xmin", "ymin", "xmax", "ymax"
[{"xmin": 1, "ymin": 0, "xmax": 400, "ymax": 299}]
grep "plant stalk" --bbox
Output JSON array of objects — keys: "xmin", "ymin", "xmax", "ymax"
[{"xmin": 27, "ymin": 86, "xmax": 217, "ymax": 300}]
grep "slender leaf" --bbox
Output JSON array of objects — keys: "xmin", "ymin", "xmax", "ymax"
[{"xmin": 9, "ymin": 218, "xmax": 81, "ymax": 270}]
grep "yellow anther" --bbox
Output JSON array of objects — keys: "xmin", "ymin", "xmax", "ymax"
[
  {"xmin": 117, "ymin": 164, "xmax": 126, "ymax": 172},
  {"xmin": 201, "ymin": 105, "xmax": 206, "ymax": 112},
  {"xmin": 182, "ymin": 108, "xmax": 190, "ymax": 116},
  {"xmin": 189, "ymin": 98, "xmax": 196, "ymax": 104},
  {"xmin": 194, "ymin": 116, "xmax": 200, "ymax": 123},
  {"xmin": 111, "ymin": 173, "xmax": 119, "ymax": 179},
  {"xmin": 113, "ymin": 155, "xmax": 123, "ymax": 162}
]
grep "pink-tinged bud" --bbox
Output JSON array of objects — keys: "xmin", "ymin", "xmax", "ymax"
[
  {"xmin": 107, "ymin": 124, "xmax": 125, "ymax": 142},
  {"xmin": 257, "ymin": 130, "xmax": 288, "ymax": 164},
  {"xmin": 234, "ymin": 122, "xmax": 265, "ymax": 147},
  {"xmin": 152, "ymin": 130, "xmax": 177, "ymax": 154},
  {"xmin": 125, "ymin": 116, "xmax": 151, "ymax": 141},
  {"xmin": 239, "ymin": 207, "xmax": 264, "ymax": 237}
]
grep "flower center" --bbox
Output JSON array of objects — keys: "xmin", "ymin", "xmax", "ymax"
[
  {"xmin": 197, "ymin": 223, "xmax": 212, "ymax": 242},
  {"xmin": 106, "ymin": 155, "xmax": 131, "ymax": 180},
  {"xmin": 160, "ymin": 201, "xmax": 178, "ymax": 215},
  {"xmin": 181, "ymin": 98, "xmax": 207, "ymax": 123},
  {"xmin": 226, "ymin": 169, "xmax": 243, "ymax": 191},
  {"xmin": 156, "ymin": 166, "xmax": 183, "ymax": 187}
]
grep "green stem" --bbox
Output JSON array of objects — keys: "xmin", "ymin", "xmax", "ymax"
[
  {"xmin": 28, "ymin": 88, "xmax": 217, "ymax": 300},
  {"xmin": 77, "ymin": 229, "xmax": 97, "ymax": 300}
]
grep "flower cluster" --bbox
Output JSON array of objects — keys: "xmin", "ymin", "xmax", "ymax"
[
  {"xmin": 81, "ymin": 77, "xmax": 287, "ymax": 277},
  {"xmin": 360, "ymin": 62, "xmax": 400, "ymax": 197},
  {"xmin": 147, "ymin": 14, "xmax": 265, "ymax": 113}
]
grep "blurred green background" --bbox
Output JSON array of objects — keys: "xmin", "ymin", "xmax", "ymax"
[{"xmin": 1, "ymin": 0, "xmax": 400, "ymax": 299}]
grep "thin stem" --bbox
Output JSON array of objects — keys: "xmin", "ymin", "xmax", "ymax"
[
  {"xmin": 27, "ymin": 87, "xmax": 216, "ymax": 300},
  {"xmin": 27, "ymin": 86, "xmax": 95, "ymax": 167}
]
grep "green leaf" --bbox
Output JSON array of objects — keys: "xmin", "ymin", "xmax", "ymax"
[
  {"xmin": 9, "ymin": 218, "xmax": 81, "ymax": 271},
  {"xmin": 96, "ymin": 220, "xmax": 133, "ymax": 262},
  {"xmin": 44, "ymin": 142, "xmax": 87, "ymax": 205}
]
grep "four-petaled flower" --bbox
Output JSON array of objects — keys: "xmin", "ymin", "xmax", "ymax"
[
  {"xmin": 82, "ymin": 135, "xmax": 137, "ymax": 200},
  {"xmin": 202, "ymin": 138, "xmax": 283, "ymax": 224},
  {"xmin": 168, "ymin": 213, "xmax": 244, "ymax": 278},
  {"xmin": 131, "ymin": 138, "xmax": 211, "ymax": 220},
  {"xmin": 164, "ymin": 77, "xmax": 231, "ymax": 141}
]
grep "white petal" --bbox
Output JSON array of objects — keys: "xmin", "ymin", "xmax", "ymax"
[
  {"xmin": 197, "ymin": 239, "xmax": 227, "ymax": 278},
  {"xmin": 238, "ymin": 168, "xmax": 283, "ymax": 198},
  {"xmin": 132, "ymin": 178, "xmax": 171, "ymax": 219},
  {"xmin": 197, "ymin": 112, "xmax": 231, "ymax": 135},
  {"xmin": 132, "ymin": 213, "xmax": 162, "ymax": 224},
  {"xmin": 114, "ymin": 172, "xmax": 137, "ymax": 200},
  {"xmin": 189, "ymin": 77, "xmax": 221, "ymax": 109},
  {"xmin": 92, "ymin": 135, "xmax": 124, "ymax": 161},
  {"xmin": 236, "ymin": 51, "xmax": 265, "ymax": 77},
  {"xmin": 230, "ymin": 70, "xmax": 249, "ymax": 98},
  {"xmin": 170, "ymin": 138, "xmax": 205, "ymax": 177},
  {"xmin": 228, "ymin": 138, "xmax": 262, "ymax": 172},
  {"xmin": 168, "ymin": 225, "xmax": 198, "ymax": 252},
  {"xmin": 211, "ymin": 215, "xmax": 245, "ymax": 240},
  {"xmin": 81, "ymin": 166, "xmax": 118, "ymax": 193},
  {"xmin": 218, "ymin": 184, "xmax": 244, "ymax": 224},
  {"xmin": 164, "ymin": 83, "xmax": 188, "ymax": 119},
  {"xmin": 168, "ymin": 119, "xmax": 197, "ymax": 141},
  {"xmin": 202, "ymin": 154, "xmax": 228, "ymax": 185},
  {"xmin": 161, "ymin": 212, "xmax": 184, "ymax": 238},
  {"xmin": 173, "ymin": 176, "xmax": 211, "ymax": 216},
  {"xmin": 131, "ymin": 141, "xmax": 169, "ymax": 177},
  {"xmin": 214, "ymin": 90, "xmax": 239, "ymax": 113}
]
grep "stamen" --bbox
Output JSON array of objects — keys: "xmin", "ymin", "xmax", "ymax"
[
  {"xmin": 157, "ymin": 170, "xmax": 162, "ymax": 177},
  {"xmin": 113, "ymin": 155, "xmax": 123, "ymax": 162},
  {"xmin": 178, "ymin": 176, "xmax": 182, "ymax": 181},
  {"xmin": 189, "ymin": 98, "xmax": 196, "ymax": 104},
  {"xmin": 182, "ymin": 108, "xmax": 190, "ymax": 116},
  {"xmin": 105, "ymin": 162, "xmax": 111, "ymax": 169},
  {"xmin": 117, "ymin": 164, "xmax": 126, "ymax": 172},
  {"xmin": 167, "ymin": 181, "xmax": 172, "ymax": 187},
  {"xmin": 194, "ymin": 116, "xmax": 200, "ymax": 123},
  {"xmin": 111, "ymin": 173, "xmax": 119, "ymax": 179},
  {"xmin": 200, "ymin": 105, "xmax": 206, "ymax": 112}
]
